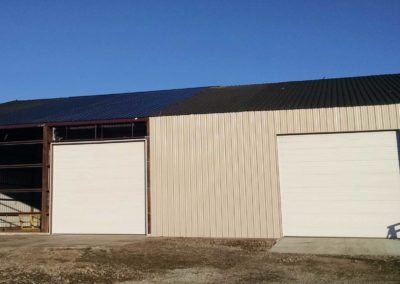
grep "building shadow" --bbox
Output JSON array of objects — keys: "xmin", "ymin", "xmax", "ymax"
[{"xmin": 387, "ymin": 223, "xmax": 400, "ymax": 239}]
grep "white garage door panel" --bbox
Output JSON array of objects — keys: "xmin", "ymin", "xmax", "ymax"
[
  {"xmin": 52, "ymin": 141, "xmax": 146, "ymax": 234},
  {"xmin": 278, "ymin": 131, "xmax": 400, "ymax": 238}
]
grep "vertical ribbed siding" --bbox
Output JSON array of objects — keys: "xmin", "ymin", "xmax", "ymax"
[
  {"xmin": 0, "ymin": 192, "xmax": 40, "ymax": 228},
  {"xmin": 150, "ymin": 104, "xmax": 400, "ymax": 238}
]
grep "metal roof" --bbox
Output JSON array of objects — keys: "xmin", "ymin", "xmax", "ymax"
[
  {"xmin": 0, "ymin": 87, "xmax": 206, "ymax": 126},
  {"xmin": 160, "ymin": 73, "xmax": 400, "ymax": 116},
  {"xmin": 0, "ymin": 73, "xmax": 399, "ymax": 127}
]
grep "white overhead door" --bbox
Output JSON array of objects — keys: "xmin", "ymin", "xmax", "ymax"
[
  {"xmin": 278, "ymin": 131, "xmax": 400, "ymax": 238},
  {"xmin": 52, "ymin": 141, "xmax": 146, "ymax": 234}
]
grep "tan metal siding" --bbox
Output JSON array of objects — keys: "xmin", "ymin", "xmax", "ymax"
[{"xmin": 150, "ymin": 104, "xmax": 400, "ymax": 238}]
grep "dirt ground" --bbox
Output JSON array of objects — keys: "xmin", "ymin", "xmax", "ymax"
[{"xmin": 0, "ymin": 236, "xmax": 399, "ymax": 283}]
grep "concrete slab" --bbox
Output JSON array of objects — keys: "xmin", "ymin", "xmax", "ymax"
[
  {"xmin": 0, "ymin": 235, "xmax": 146, "ymax": 248},
  {"xmin": 271, "ymin": 237, "xmax": 400, "ymax": 256}
]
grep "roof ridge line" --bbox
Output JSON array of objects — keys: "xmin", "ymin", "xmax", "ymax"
[{"xmin": 212, "ymin": 73, "xmax": 400, "ymax": 89}]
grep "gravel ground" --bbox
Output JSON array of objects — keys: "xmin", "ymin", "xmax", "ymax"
[{"xmin": 0, "ymin": 236, "xmax": 399, "ymax": 283}]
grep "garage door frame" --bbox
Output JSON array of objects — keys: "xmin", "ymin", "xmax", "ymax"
[
  {"xmin": 276, "ymin": 130, "xmax": 400, "ymax": 238},
  {"xmin": 49, "ymin": 139, "xmax": 148, "ymax": 235}
]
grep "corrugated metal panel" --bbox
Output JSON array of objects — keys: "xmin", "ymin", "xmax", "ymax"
[
  {"xmin": 0, "ymin": 193, "xmax": 40, "ymax": 214},
  {"xmin": 160, "ymin": 74, "xmax": 400, "ymax": 116},
  {"xmin": 1, "ymin": 73, "xmax": 400, "ymax": 127},
  {"xmin": 150, "ymin": 104, "xmax": 400, "ymax": 238},
  {"xmin": 0, "ymin": 87, "xmax": 207, "ymax": 126},
  {"xmin": 0, "ymin": 192, "xmax": 40, "ymax": 229}
]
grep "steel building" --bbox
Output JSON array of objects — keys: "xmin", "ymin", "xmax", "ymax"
[{"xmin": 0, "ymin": 74, "xmax": 399, "ymax": 238}]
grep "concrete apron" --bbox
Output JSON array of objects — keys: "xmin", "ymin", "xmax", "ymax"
[
  {"xmin": 270, "ymin": 237, "xmax": 400, "ymax": 257},
  {"xmin": 0, "ymin": 235, "xmax": 147, "ymax": 248}
]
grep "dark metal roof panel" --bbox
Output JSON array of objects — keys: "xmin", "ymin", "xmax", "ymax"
[
  {"xmin": 160, "ymin": 74, "xmax": 400, "ymax": 116},
  {"xmin": 1, "ymin": 74, "xmax": 399, "ymax": 126},
  {"xmin": 0, "ymin": 87, "xmax": 206, "ymax": 126}
]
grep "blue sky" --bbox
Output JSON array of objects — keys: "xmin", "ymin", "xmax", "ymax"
[{"xmin": 0, "ymin": 0, "xmax": 399, "ymax": 103}]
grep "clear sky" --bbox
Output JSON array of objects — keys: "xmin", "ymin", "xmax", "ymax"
[{"xmin": 0, "ymin": 0, "xmax": 399, "ymax": 103}]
